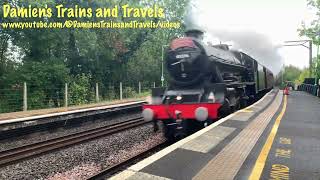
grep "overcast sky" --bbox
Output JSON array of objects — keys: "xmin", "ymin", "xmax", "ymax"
[{"xmin": 188, "ymin": 0, "xmax": 318, "ymax": 73}]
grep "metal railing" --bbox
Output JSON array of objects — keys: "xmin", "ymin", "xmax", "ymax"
[
  {"xmin": 297, "ymin": 83, "xmax": 320, "ymax": 97},
  {"xmin": 0, "ymin": 81, "xmax": 156, "ymax": 114}
]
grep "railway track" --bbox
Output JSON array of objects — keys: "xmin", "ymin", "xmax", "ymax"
[
  {"xmin": 0, "ymin": 102, "xmax": 145, "ymax": 141},
  {"xmin": 0, "ymin": 117, "xmax": 149, "ymax": 167},
  {"xmin": 87, "ymin": 142, "xmax": 168, "ymax": 180}
]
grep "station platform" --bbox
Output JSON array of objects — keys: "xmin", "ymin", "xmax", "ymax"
[
  {"xmin": 0, "ymin": 98, "xmax": 146, "ymax": 122},
  {"xmin": 0, "ymin": 99, "xmax": 145, "ymax": 134},
  {"xmin": 111, "ymin": 90, "xmax": 320, "ymax": 180}
]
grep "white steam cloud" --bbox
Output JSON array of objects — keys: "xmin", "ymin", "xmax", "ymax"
[
  {"xmin": 208, "ymin": 29, "xmax": 284, "ymax": 74},
  {"xmin": 184, "ymin": 0, "xmax": 285, "ymax": 74}
]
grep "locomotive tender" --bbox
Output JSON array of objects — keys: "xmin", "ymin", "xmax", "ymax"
[{"xmin": 142, "ymin": 30, "xmax": 274, "ymax": 140}]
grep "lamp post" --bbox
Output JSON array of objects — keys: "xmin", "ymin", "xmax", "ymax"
[
  {"xmin": 315, "ymin": 32, "xmax": 320, "ymax": 79},
  {"xmin": 281, "ymin": 64, "xmax": 284, "ymax": 86},
  {"xmin": 161, "ymin": 45, "xmax": 169, "ymax": 87}
]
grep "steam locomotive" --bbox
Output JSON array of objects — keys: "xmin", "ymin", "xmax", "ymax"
[{"xmin": 142, "ymin": 30, "xmax": 274, "ymax": 140}]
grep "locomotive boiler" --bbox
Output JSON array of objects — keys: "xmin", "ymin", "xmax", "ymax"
[{"xmin": 142, "ymin": 29, "xmax": 274, "ymax": 140}]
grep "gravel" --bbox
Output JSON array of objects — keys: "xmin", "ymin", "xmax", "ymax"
[
  {"xmin": 0, "ymin": 124, "xmax": 165, "ymax": 180},
  {"xmin": 46, "ymin": 163, "xmax": 100, "ymax": 180},
  {"xmin": 0, "ymin": 113, "xmax": 141, "ymax": 152}
]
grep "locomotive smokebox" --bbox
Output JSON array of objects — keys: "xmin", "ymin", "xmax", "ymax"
[{"xmin": 166, "ymin": 37, "xmax": 210, "ymax": 86}]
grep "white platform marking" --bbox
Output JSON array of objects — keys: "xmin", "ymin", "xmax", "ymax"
[
  {"xmin": 109, "ymin": 170, "xmax": 136, "ymax": 180},
  {"xmin": 127, "ymin": 171, "xmax": 172, "ymax": 180},
  {"xmin": 109, "ymin": 170, "xmax": 172, "ymax": 180}
]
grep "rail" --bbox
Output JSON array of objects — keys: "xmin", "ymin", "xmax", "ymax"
[{"xmin": 0, "ymin": 117, "xmax": 150, "ymax": 167}]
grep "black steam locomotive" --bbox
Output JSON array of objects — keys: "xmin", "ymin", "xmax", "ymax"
[{"xmin": 143, "ymin": 30, "xmax": 274, "ymax": 140}]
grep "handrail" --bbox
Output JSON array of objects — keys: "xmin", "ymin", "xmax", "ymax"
[{"xmin": 297, "ymin": 83, "xmax": 319, "ymax": 97}]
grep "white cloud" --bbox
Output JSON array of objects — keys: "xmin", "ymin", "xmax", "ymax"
[{"xmin": 186, "ymin": 0, "xmax": 318, "ymax": 72}]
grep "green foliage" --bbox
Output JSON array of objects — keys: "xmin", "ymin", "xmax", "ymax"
[
  {"xmin": 283, "ymin": 65, "xmax": 302, "ymax": 82},
  {"xmin": 18, "ymin": 60, "xmax": 69, "ymax": 87},
  {"xmin": 105, "ymin": 86, "xmax": 117, "ymax": 100},
  {"xmin": 69, "ymin": 74, "xmax": 94, "ymax": 105},
  {"xmin": 297, "ymin": 69, "xmax": 310, "ymax": 84},
  {"xmin": 298, "ymin": 0, "xmax": 320, "ymax": 79},
  {"xmin": 0, "ymin": 89, "xmax": 22, "ymax": 113},
  {"xmin": 275, "ymin": 65, "xmax": 304, "ymax": 87},
  {"xmin": 28, "ymin": 90, "xmax": 47, "ymax": 109},
  {"xmin": 123, "ymin": 87, "xmax": 137, "ymax": 98},
  {"xmin": 0, "ymin": 0, "xmax": 190, "ymax": 112},
  {"xmin": 5, "ymin": 60, "xmax": 70, "ymax": 110}
]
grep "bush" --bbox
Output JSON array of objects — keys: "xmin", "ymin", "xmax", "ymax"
[
  {"xmin": 69, "ymin": 74, "xmax": 94, "ymax": 105},
  {"xmin": 123, "ymin": 86, "xmax": 137, "ymax": 98}
]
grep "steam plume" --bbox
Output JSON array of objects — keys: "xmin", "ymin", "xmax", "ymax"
[
  {"xmin": 208, "ymin": 29, "xmax": 283, "ymax": 74},
  {"xmin": 183, "ymin": 0, "xmax": 284, "ymax": 74}
]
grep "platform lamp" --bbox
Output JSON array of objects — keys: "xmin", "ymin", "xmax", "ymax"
[
  {"xmin": 307, "ymin": 31, "xmax": 320, "ymax": 83},
  {"xmin": 315, "ymin": 32, "xmax": 320, "ymax": 82}
]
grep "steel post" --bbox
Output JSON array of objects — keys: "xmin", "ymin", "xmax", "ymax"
[{"xmin": 23, "ymin": 82, "xmax": 27, "ymax": 111}]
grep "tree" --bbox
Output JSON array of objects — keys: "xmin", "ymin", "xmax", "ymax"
[
  {"xmin": 275, "ymin": 65, "xmax": 303, "ymax": 87},
  {"xmin": 298, "ymin": 0, "xmax": 320, "ymax": 79},
  {"xmin": 0, "ymin": 0, "xmax": 190, "ymax": 112},
  {"xmin": 297, "ymin": 68, "xmax": 310, "ymax": 84},
  {"xmin": 283, "ymin": 65, "xmax": 302, "ymax": 82}
]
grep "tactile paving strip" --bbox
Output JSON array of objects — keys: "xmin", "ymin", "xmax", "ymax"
[
  {"xmin": 193, "ymin": 92, "xmax": 283, "ymax": 180},
  {"xmin": 180, "ymin": 126, "xmax": 235, "ymax": 153}
]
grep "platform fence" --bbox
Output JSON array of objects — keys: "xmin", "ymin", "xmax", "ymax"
[
  {"xmin": 297, "ymin": 83, "xmax": 320, "ymax": 97},
  {"xmin": 0, "ymin": 81, "xmax": 157, "ymax": 114}
]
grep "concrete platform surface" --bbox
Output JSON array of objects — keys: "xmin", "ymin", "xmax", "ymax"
[
  {"xmin": 110, "ymin": 90, "xmax": 320, "ymax": 180},
  {"xmin": 0, "ymin": 98, "xmax": 146, "ymax": 122},
  {"xmin": 0, "ymin": 100, "xmax": 145, "ymax": 134}
]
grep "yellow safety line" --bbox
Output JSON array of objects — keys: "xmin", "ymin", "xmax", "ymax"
[
  {"xmin": 249, "ymin": 95, "xmax": 287, "ymax": 180},
  {"xmin": 240, "ymin": 109, "xmax": 254, "ymax": 113}
]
